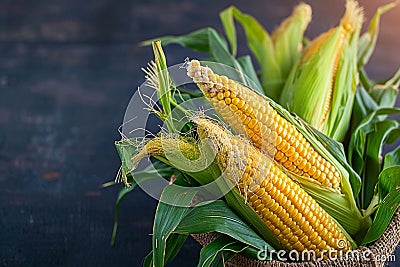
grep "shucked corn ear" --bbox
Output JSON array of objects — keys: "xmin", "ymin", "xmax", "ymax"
[
  {"xmin": 194, "ymin": 117, "xmax": 352, "ymax": 256},
  {"xmin": 280, "ymin": 0, "xmax": 364, "ymax": 141},
  {"xmin": 187, "ymin": 59, "xmax": 341, "ymax": 189}
]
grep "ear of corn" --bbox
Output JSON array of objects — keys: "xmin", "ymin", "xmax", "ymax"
[
  {"xmin": 187, "ymin": 59, "xmax": 341, "ymax": 190},
  {"xmin": 186, "ymin": 59, "xmax": 370, "ymax": 236},
  {"xmin": 194, "ymin": 117, "xmax": 354, "ymax": 256},
  {"xmin": 280, "ymin": 0, "xmax": 364, "ymax": 141}
]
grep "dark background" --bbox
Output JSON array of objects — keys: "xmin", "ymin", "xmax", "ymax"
[{"xmin": 0, "ymin": 0, "xmax": 399, "ymax": 266}]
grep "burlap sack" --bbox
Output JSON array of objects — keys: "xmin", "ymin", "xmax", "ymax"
[{"xmin": 192, "ymin": 209, "xmax": 400, "ymax": 267}]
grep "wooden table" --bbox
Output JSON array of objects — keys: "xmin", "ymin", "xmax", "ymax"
[{"xmin": 1, "ymin": 0, "xmax": 399, "ymax": 266}]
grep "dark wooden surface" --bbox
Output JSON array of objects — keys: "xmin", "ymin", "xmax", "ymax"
[{"xmin": 0, "ymin": 0, "xmax": 399, "ymax": 266}]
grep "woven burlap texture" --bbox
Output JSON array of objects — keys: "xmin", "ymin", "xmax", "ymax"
[{"xmin": 192, "ymin": 209, "xmax": 400, "ymax": 267}]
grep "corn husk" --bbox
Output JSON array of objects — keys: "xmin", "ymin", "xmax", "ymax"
[{"xmin": 280, "ymin": 0, "xmax": 364, "ymax": 142}]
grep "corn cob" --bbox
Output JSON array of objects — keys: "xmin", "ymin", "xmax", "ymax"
[
  {"xmin": 194, "ymin": 117, "xmax": 351, "ymax": 256},
  {"xmin": 187, "ymin": 60, "xmax": 341, "ymax": 189}
]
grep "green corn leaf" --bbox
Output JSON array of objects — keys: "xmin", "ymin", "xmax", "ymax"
[
  {"xmin": 370, "ymin": 85, "xmax": 398, "ymax": 109},
  {"xmin": 348, "ymin": 108, "xmax": 400, "ymax": 209},
  {"xmin": 110, "ymin": 161, "xmax": 179, "ymax": 246},
  {"xmin": 152, "ymin": 185, "xmax": 199, "ymax": 267},
  {"xmin": 358, "ymin": 1, "xmax": 400, "ymax": 67},
  {"xmin": 153, "ymin": 41, "xmax": 174, "ymax": 132},
  {"xmin": 361, "ymin": 166, "xmax": 400, "ymax": 245},
  {"xmin": 141, "ymin": 28, "xmax": 216, "ymax": 53},
  {"xmin": 115, "ymin": 138, "xmax": 142, "ymax": 176},
  {"xmin": 384, "ymin": 145, "xmax": 400, "ymax": 169},
  {"xmin": 114, "ymin": 138, "xmax": 182, "ymax": 186},
  {"xmin": 362, "ymin": 120, "xmax": 400, "ymax": 208},
  {"xmin": 361, "ymin": 67, "xmax": 400, "ymax": 106},
  {"xmin": 219, "ymin": 7, "xmax": 237, "ymax": 57},
  {"xmin": 351, "ymin": 69, "xmax": 399, "ymax": 133},
  {"xmin": 143, "ymin": 251, "xmax": 152, "ymax": 267},
  {"xmin": 143, "ymin": 172, "xmax": 196, "ymax": 266},
  {"xmin": 368, "ymin": 68, "xmax": 400, "ymax": 110},
  {"xmin": 207, "ymin": 30, "xmax": 263, "ymax": 94},
  {"xmin": 113, "ymin": 137, "xmax": 180, "ymax": 246},
  {"xmin": 173, "ymin": 87, "xmax": 203, "ymax": 100},
  {"xmin": 220, "ymin": 6, "xmax": 281, "ymax": 99},
  {"xmin": 237, "ymin": 55, "xmax": 263, "ymax": 92},
  {"xmin": 348, "ymin": 108, "xmax": 400, "ymax": 176},
  {"xmin": 197, "ymin": 235, "xmax": 247, "ymax": 267},
  {"xmin": 111, "ymin": 182, "xmax": 137, "ymax": 247},
  {"xmin": 143, "ymin": 233, "xmax": 188, "ymax": 267},
  {"xmin": 165, "ymin": 234, "xmax": 189, "ymax": 264},
  {"xmin": 359, "ymin": 68, "xmax": 373, "ymax": 90},
  {"xmin": 207, "ymin": 28, "xmax": 238, "ymax": 69},
  {"xmin": 352, "ymin": 85, "xmax": 379, "ymax": 132},
  {"xmin": 175, "ymin": 200, "xmax": 274, "ymax": 253}
]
